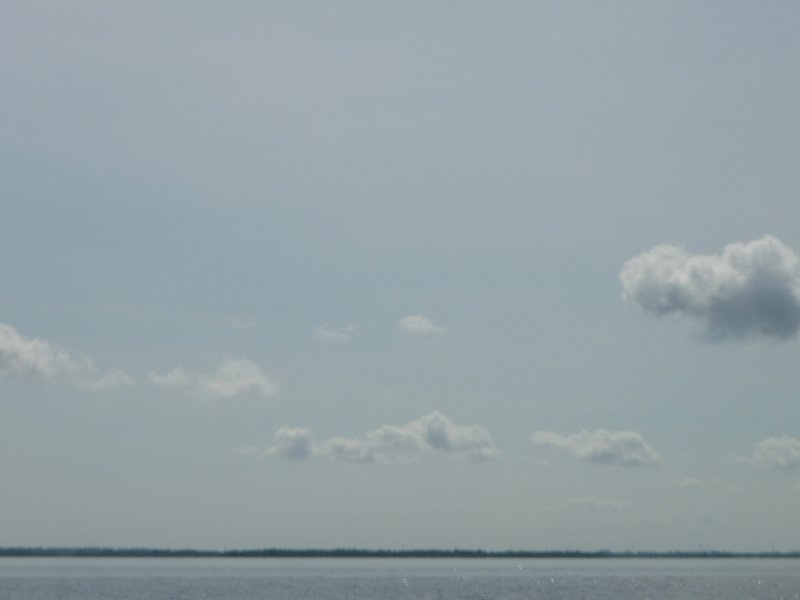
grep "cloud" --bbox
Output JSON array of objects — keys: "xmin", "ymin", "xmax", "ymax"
[
  {"xmin": 314, "ymin": 324, "xmax": 354, "ymax": 343},
  {"xmin": 266, "ymin": 426, "xmax": 317, "ymax": 459},
  {"xmin": 531, "ymin": 429, "xmax": 663, "ymax": 467},
  {"xmin": 570, "ymin": 496, "xmax": 631, "ymax": 511},
  {"xmin": 231, "ymin": 443, "xmax": 260, "ymax": 457},
  {"xmin": 265, "ymin": 412, "xmax": 498, "ymax": 463},
  {"xmin": 741, "ymin": 436, "xmax": 800, "ymax": 470},
  {"xmin": 148, "ymin": 358, "xmax": 277, "ymax": 398},
  {"xmin": 0, "ymin": 322, "xmax": 85, "ymax": 379},
  {"xmin": 326, "ymin": 411, "xmax": 499, "ymax": 463},
  {"xmin": 620, "ymin": 235, "xmax": 800, "ymax": 341},
  {"xmin": 82, "ymin": 370, "xmax": 137, "ymax": 391},
  {"xmin": 0, "ymin": 322, "xmax": 134, "ymax": 390},
  {"xmin": 0, "ymin": 323, "xmax": 276, "ymax": 397},
  {"xmin": 398, "ymin": 314, "xmax": 446, "ymax": 337}
]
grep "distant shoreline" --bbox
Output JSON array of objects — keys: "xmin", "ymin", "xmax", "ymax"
[{"xmin": 1, "ymin": 548, "xmax": 799, "ymax": 559}]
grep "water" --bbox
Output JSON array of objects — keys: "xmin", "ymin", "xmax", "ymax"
[{"xmin": 1, "ymin": 557, "xmax": 798, "ymax": 599}]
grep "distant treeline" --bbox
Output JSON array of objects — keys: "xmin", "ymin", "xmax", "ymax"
[{"xmin": 1, "ymin": 547, "xmax": 799, "ymax": 559}]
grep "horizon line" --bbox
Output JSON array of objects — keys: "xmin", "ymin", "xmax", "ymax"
[{"xmin": 2, "ymin": 547, "xmax": 799, "ymax": 559}]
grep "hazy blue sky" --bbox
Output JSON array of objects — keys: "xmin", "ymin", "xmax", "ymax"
[{"xmin": 2, "ymin": 1, "xmax": 799, "ymax": 552}]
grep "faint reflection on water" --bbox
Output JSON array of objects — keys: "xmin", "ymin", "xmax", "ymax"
[{"xmin": 1, "ymin": 557, "xmax": 799, "ymax": 600}]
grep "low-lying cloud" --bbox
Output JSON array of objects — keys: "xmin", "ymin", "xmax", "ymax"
[
  {"xmin": 0, "ymin": 322, "xmax": 86, "ymax": 379},
  {"xmin": 741, "ymin": 436, "xmax": 800, "ymax": 470},
  {"xmin": 0, "ymin": 322, "xmax": 134, "ymax": 389},
  {"xmin": 149, "ymin": 358, "xmax": 277, "ymax": 398},
  {"xmin": 0, "ymin": 321, "xmax": 283, "ymax": 398},
  {"xmin": 266, "ymin": 426, "xmax": 317, "ymax": 459},
  {"xmin": 531, "ymin": 429, "xmax": 663, "ymax": 467},
  {"xmin": 398, "ymin": 315, "xmax": 446, "ymax": 337},
  {"xmin": 264, "ymin": 411, "xmax": 498, "ymax": 463},
  {"xmin": 621, "ymin": 235, "xmax": 800, "ymax": 341},
  {"xmin": 83, "ymin": 370, "xmax": 137, "ymax": 391}
]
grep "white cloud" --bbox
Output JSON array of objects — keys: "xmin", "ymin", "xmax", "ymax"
[
  {"xmin": 0, "ymin": 322, "xmax": 134, "ymax": 391},
  {"xmin": 0, "ymin": 324, "xmax": 273, "ymax": 398},
  {"xmin": 149, "ymin": 366, "xmax": 191, "ymax": 388},
  {"xmin": 531, "ymin": 429, "xmax": 663, "ymax": 467},
  {"xmin": 398, "ymin": 314, "xmax": 446, "ymax": 337},
  {"xmin": 570, "ymin": 496, "xmax": 631, "ymax": 511},
  {"xmin": 231, "ymin": 443, "xmax": 260, "ymax": 457},
  {"xmin": 148, "ymin": 358, "xmax": 277, "ymax": 398},
  {"xmin": 266, "ymin": 411, "xmax": 498, "ymax": 463},
  {"xmin": 0, "ymin": 322, "xmax": 85, "ymax": 379},
  {"xmin": 266, "ymin": 426, "xmax": 317, "ymax": 459},
  {"xmin": 325, "ymin": 424, "xmax": 423, "ymax": 463},
  {"xmin": 314, "ymin": 324, "xmax": 354, "ymax": 343},
  {"xmin": 82, "ymin": 370, "xmax": 137, "ymax": 391},
  {"xmin": 620, "ymin": 235, "xmax": 800, "ymax": 340},
  {"xmin": 326, "ymin": 411, "xmax": 499, "ymax": 463},
  {"xmin": 741, "ymin": 436, "xmax": 800, "ymax": 470}
]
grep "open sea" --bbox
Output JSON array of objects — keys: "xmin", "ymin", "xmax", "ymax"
[{"xmin": 1, "ymin": 557, "xmax": 798, "ymax": 599}]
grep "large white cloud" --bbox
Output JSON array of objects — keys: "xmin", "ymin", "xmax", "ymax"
[
  {"xmin": 148, "ymin": 358, "xmax": 277, "ymax": 398},
  {"xmin": 0, "ymin": 322, "xmax": 134, "ymax": 389},
  {"xmin": 531, "ymin": 429, "xmax": 663, "ymax": 467},
  {"xmin": 398, "ymin": 314, "xmax": 446, "ymax": 337},
  {"xmin": 620, "ymin": 235, "xmax": 800, "ymax": 340},
  {"xmin": 741, "ymin": 436, "xmax": 800, "ymax": 470},
  {"xmin": 264, "ymin": 411, "xmax": 498, "ymax": 463}
]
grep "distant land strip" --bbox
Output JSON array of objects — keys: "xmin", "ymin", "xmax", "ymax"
[{"xmin": 1, "ymin": 548, "xmax": 799, "ymax": 559}]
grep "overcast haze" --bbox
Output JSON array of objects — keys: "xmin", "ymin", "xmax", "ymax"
[{"xmin": 2, "ymin": 1, "xmax": 799, "ymax": 552}]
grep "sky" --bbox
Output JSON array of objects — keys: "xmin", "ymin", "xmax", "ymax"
[{"xmin": 1, "ymin": 1, "xmax": 799, "ymax": 552}]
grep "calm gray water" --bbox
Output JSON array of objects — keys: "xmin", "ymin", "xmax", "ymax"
[{"xmin": 0, "ymin": 557, "xmax": 798, "ymax": 599}]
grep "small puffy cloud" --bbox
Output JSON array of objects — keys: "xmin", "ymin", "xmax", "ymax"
[
  {"xmin": 266, "ymin": 426, "xmax": 317, "ymax": 459},
  {"xmin": 328, "ymin": 412, "xmax": 498, "ymax": 463},
  {"xmin": 148, "ymin": 358, "xmax": 277, "ymax": 398},
  {"xmin": 231, "ymin": 443, "xmax": 260, "ymax": 457},
  {"xmin": 417, "ymin": 411, "xmax": 499, "ymax": 459},
  {"xmin": 82, "ymin": 370, "xmax": 137, "ymax": 391},
  {"xmin": 621, "ymin": 235, "xmax": 800, "ymax": 341},
  {"xmin": 314, "ymin": 324, "xmax": 354, "ymax": 343},
  {"xmin": 398, "ymin": 314, "xmax": 446, "ymax": 337},
  {"xmin": 0, "ymin": 322, "xmax": 85, "ymax": 379},
  {"xmin": 570, "ymin": 496, "xmax": 631, "ymax": 511},
  {"xmin": 0, "ymin": 322, "xmax": 133, "ymax": 391},
  {"xmin": 149, "ymin": 366, "xmax": 191, "ymax": 388},
  {"xmin": 741, "ymin": 436, "xmax": 800, "ymax": 470},
  {"xmin": 266, "ymin": 412, "xmax": 498, "ymax": 463},
  {"xmin": 325, "ymin": 435, "xmax": 382, "ymax": 463},
  {"xmin": 531, "ymin": 429, "xmax": 663, "ymax": 467}
]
